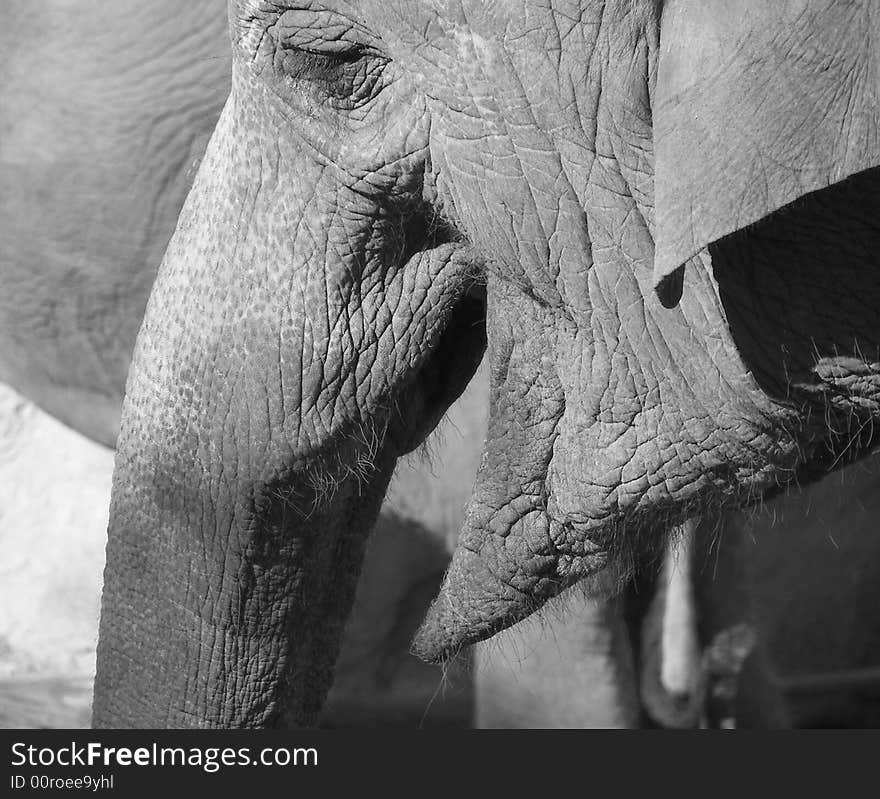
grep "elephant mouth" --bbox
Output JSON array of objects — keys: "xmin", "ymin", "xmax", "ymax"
[{"xmin": 389, "ymin": 277, "xmax": 488, "ymax": 458}]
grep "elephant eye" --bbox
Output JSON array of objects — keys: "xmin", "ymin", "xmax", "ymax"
[
  {"xmin": 277, "ymin": 44, "xmax": 389, "ymax": 106},
  {"xmin": 244, "ymin": 7, "xmax": 391, "ymax": 109}
]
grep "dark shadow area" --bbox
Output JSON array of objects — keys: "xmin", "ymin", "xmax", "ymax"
[
  {"xmin": 711, "ymin": 166, "xmax": 880, "ymax": 477},
  {"xmin": 318, "ymin": 509, "xmax": 473, "ymax": 729}
]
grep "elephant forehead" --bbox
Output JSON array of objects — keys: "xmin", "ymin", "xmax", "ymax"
[
  {"xmin": 231, "ymin": 1, "xmax": 621, "ymax": 76},
  {"xmin": 228, "ymin": 2, "xmax": 650, "ymax": 163},
  {"xmin": 234, "ymin": 0, "xmax": 568, "ymax": 31}
]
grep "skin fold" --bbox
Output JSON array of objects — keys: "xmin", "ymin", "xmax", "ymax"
[{"xmin": 90, "ymin": 0, "xmax": 880, "ymax": 727}]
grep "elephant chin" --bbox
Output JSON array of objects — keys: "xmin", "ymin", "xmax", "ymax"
[
  {"xmin": 412, "ymin": 520, "xmax": 625, "ymax": 663},
  {"xmin": 411, "ymin": 543, "xmax": 551, "ymax": 663}
]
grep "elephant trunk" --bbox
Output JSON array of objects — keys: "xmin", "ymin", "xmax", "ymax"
[
  {"xmin": 92, "ymin": 66, "xmax": 486, "ymax": 726},
  {"xmin": 92, "ymin": 376, "xmax": 399, "ymax": 728},
  {"xmin": 93, "ymin": 496, "xmax": 385, "ymax": 729}
]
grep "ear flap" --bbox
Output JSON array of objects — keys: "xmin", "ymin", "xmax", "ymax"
[{"xmin": 652, "ymin": 1, "xmax": 880, "ymax": 303}]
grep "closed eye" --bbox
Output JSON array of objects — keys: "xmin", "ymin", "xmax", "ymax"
[
  {"xmin": 282, "ymin": 45, "xmax": 369, "ymax": 80},
  {"xmin": 275, "ymin": 44, "xmax": 389, "ymax": 105},
  {"xmin": 239, "ymin": 6, "xmax": 390, "ymax": 108}
]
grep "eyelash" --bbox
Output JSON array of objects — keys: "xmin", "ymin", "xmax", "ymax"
[
  {"xmin": 277, "ymin": 45, "xmax": 388, "ymax": 104},
  {"xmin": 292, "ymin": 46, "xmax": 365, "ymax": 71}
]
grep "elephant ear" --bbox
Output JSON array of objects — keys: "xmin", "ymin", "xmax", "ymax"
[{"xmin": 652, "ymin": 0, "xmax": 880, "ymax": 306}]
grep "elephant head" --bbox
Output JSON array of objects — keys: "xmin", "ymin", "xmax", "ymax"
[{"xmin": 93, "ymin": 0, "xmax": 880, "ymax": 727}]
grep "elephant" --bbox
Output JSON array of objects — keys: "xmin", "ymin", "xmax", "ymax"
[
  {"xmin": 83, "ymin": 0, "xmax": 880, "ymax": 728},
  {"xmin": 1, "ymin": 0, "xmax": 680, "ymax": 729}
]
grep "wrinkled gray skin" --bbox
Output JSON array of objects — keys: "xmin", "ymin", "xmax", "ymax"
[
  {"xmin": 92, "ymin": 0, "xmax": 880, "ymax": 727},
  {"xmin": 0, "ymin": 0, "xmax": 677, "ymax": 729}
]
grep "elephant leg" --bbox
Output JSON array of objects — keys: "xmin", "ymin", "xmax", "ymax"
[
  {"xmin": 473, "ymin": 586, "xmax": 640, "ymax": 729},
  {"xmin": 320, "ymin": 510, "xmax": 471, "ymax": 728},
  {"xmin": 472, "ymin": 520, "xmax": 704, "ymax": 730},
  {"xmin": 639, "ymin": 516, "xmax": 790, "ymax": 729}
]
